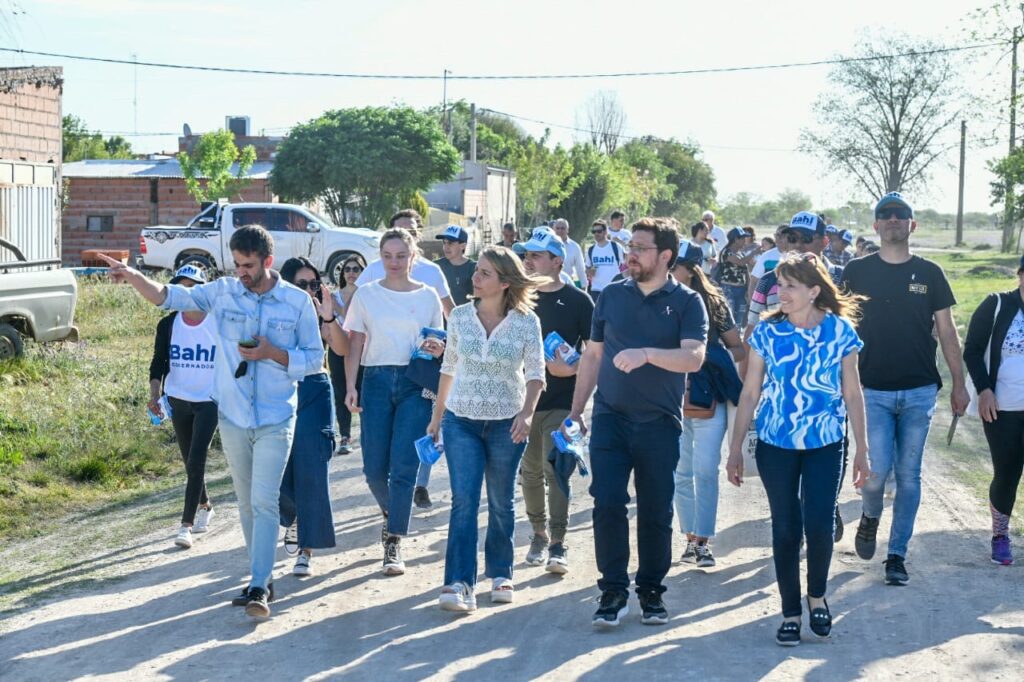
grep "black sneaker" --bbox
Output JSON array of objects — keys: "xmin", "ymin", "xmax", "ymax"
[
  {"xmin": 244, "ymin": 587, "xmax": 271, "ymax": 620},
  {"xmin": 592, "ymin": 590, "xmax": 629, "ymax": 628},
  {"xmin": 833, "ymin": 507, "xmax": 844, "ymax": 543},
  {"xmin": 414, "ymin": 486, "xmax": 432, "ymax": 509},
  {"xmin": 231, "ymin": 581, "xmax": 274, "ymax": 606},
  {"xmin": 383, "ymin": 536, "xmax": 405, "ymax": 576},
  {"xmin": 776, "ymin": 620, "xmax": 801, "ymax": 647},
  {"xmin": 884, "ymin": 553, "xmax": 909, "ymax": 585},
  {"xmin": 855, "ymin": 514, "xmax": 879, "ymax": 560},
  {"xmin": 545, "ymin": 542, "xmax": 569, "ymax": 575},
  {"xmin": 638, "ymin": 591, "xmax": 668, "ymax": 625}
]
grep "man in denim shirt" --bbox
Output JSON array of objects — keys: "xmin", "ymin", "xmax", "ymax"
[{"xmin": 100, "ymin": 226, "xmax": 323, "ymax": 620}]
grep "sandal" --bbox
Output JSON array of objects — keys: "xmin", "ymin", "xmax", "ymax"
[
  {"xmin": 807, "ymin": 597, "xmax": 832, "ymax": 638},
  {"xmin": 776, "ymin": 620, "xmax": 801, "ymax": 647},
  {"xmin": 491, "ymin": 577, "xmax": 514, "ymax": 604},
  {"xmin": 439, "ymin": 581, "xmax": 477, "ymax": 612}
]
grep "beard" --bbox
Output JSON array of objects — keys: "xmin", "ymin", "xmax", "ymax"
[
  {"xmin": 629, "ymin": 261, "xmax": 657, "ymax": 283},
  {"xmin": 240, "ymin": 268, "xmax": 267, "ymax": 290}
]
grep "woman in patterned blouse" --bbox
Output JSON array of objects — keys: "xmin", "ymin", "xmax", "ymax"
[
  {"xmin": 726, "ymin": 253, "xmax": 871, "ymax": 647},
  {"xmin": 427, "ymin": 245, "xmax": 546, "ymax": 612}
]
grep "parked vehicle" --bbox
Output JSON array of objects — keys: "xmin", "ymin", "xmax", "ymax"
[
  {"xmin": 0, "ymin": 238, "xmax": 79, "ymax": 360},
  {"xmin": 138, "ymin": 202, "xmax": 381, "ymax": 284}
]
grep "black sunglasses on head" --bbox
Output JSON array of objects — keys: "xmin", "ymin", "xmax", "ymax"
[{"xmin": 876, "ymin": 207, "xmax": 912, "ymax": 221}]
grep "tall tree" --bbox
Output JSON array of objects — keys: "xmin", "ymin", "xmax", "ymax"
[
  {"xmin": 62, "ymin": 115, "xmax": 134, "ymax": 162},
  {"xmin": 800, "ymin": 32, "xmax": 963, "ymax": 199},
  {"xmin": 579, "ymin": 91, "xmax": 627, "ymax": 154},
  {"xmin": 271, "ymin": 106, "xmax": 460, "ymax": 228},
  {"xmin": 177, "ymin": 129, "xmax": 257, "ymax": 204},
  {"xmin": 438, "ymin": 101, "xmax": 529, "ymax": 162}
]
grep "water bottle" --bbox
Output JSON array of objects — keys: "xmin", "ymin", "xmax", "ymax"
[
  {"xmin": 554, "ymin": 418, "xmax": 589, "ymax": 478},
  {"xmin": 147, "ymin": 395, "xmax": 172, "ymax": 426}
]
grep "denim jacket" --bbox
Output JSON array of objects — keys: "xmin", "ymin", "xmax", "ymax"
[{"xmin": 162, "ymin": 274, "xmax": 323, "ymax": 429}]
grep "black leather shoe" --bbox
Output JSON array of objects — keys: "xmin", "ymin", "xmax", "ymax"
[
  {"xmin": 776, "ymin": 620, "xmax": 801, "ymax": 647},
  {"xmin": 807, "ymin": 598, "xmax": 832, "ymax": 638}
]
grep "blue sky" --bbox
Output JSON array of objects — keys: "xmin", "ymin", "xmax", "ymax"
[{"xmin": 1, "ymin": 0, "xmax": 1010, "ymax": 214}]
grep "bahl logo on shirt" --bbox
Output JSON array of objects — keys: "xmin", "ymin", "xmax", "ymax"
[{"xmin": 908, "ymin": 273, "xmax": 927, "ymax": 295}]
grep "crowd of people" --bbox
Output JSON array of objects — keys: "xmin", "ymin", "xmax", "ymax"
[{"xmin": 101, "ymin": 190, "xmax": 1021, "ymax": 646}]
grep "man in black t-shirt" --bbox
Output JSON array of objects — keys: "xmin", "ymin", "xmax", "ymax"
[
  {"xmin": 435, "ymin": 225, "xmax": 476, "ymax": 306},
  {"xmin": 521, "ymin": 228, "xmax": 594, "ymax": 575},
  {"xmin": 841, "ymin": 192, "xmax": 970, "ymax": 587},
  {"xmin": 568, "ymin": 219, "xmax": 708, "ymax": 628}
]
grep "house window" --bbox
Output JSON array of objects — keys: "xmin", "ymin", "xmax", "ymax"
[{"xmin": 86, "ymin": 215, "xmax": 113, "ymax": 232}]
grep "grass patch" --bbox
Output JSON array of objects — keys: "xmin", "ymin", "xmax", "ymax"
[{"xmin": 0, "ymin": 279, "xmax": 214, "ymax": 541}]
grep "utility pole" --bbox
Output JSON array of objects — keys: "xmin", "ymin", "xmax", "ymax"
[
  {"xmin": 442, "ymin": 69, "xmax": 451, "ymax": 137},
  {"xmin": 132, "ymin": 52, "xmax": 138, "ymax": 135},
  {"xmin": 469, "ymin": 102, "xmax": 477, "ymax": 162},
  {"xmin": 1004, "ymin": 26, "xmax": 1020, "ymax": 252},
  {"xmin": 956, "ymin": 119, "xmax": 966, "ymax": 247}
]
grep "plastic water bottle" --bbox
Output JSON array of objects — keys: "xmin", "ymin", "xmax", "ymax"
[
  {"xmin": 147, "ymin": 395, "xmax": 172, "ymax": 426},
  {"xmin": 563, "ymin": 418, "xmax": 589, "ymax": 478}
]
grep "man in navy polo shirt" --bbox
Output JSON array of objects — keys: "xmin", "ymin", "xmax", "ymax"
[{"xmin": 567, "ymin": 218, "xmax": 708, "ymax": 628}]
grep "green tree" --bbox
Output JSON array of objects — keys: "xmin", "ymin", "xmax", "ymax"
[
  {"xmin": 499, "ymin": 132, "xmax": 577, "ymax": 228},
  {"xmin": 62, "ymin": 115, "xmax": 134, "ymax": 162},
  {"xmin": 177, "ymin": 129, "xmax": 257, "ymax": 204},
  {"xmin": 646, "ymin": 138, "xmax": 716, "ymax": 220},
  {"xmin": 556, "ymin": 144, "xmax": 617, "ymax": 241},
  {"xmin": 271, "ymin": 106, "xmax": 460, "ymax": 228},
  {"xmin": 439, "ymin": 101, "xmax": 529, "ymax": 162},
  {"xmin": 989, "ymin": 148, "xmax": 1024, "ymax": 250}
]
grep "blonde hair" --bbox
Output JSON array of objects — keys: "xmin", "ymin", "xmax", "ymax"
[
  {"xmin": 379, "ymin": 227, "xmax": 420, "ymax": 258},
  {"xmin": 478, "ymin": 246, "xmax": 540, "ymax": 315},
  {"xmin": 766, "ymin": 252, "xmax": 865, "ymax": 322}
]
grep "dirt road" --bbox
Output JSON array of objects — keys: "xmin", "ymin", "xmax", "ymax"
[{"xmin": 1, "ymin": 428, "xmax": 1023, "ymax": 681}]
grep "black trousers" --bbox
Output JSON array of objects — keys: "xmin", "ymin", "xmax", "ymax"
[
  {"xmin": 983, "ymin": 410, "xmax": 1024, "ymax": 516},
  {"xmin": 327, "ymin": 349, "xmax": 363, "ymax": 440},
  {"xmin": 168, "ymin": 397, "xmax": 218, "ymax": 525}
]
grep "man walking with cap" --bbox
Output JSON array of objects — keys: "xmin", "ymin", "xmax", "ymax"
[
  {"xmin": 843, "ymin": 192, "xmax": 970, "ymax": 586},
  {"xmin": 567, "ymin": 218, "xmax": 707, "ymax": 628},
  {"xmin": 436, "ymin": 225, "xmax": 476, "ymax": 306},
  {"xmin": 100, "ymin": 226, "xmax": 323, "ymax": 620},
  {"xmin": 521, "ymin": 227, "xmax": 594, "ymax": 574}
]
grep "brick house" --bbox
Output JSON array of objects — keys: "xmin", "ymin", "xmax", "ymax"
[
  {"xmin": 0, "ymin": 66, "xmax": 63, "ymax": 267},
  {"xmin": 61, "ymin": 158, "xmax": 273, "ymax": 266}
]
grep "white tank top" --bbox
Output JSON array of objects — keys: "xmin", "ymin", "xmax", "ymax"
[{"xmin": 164, "ymin": 313, "xmax": 218, "ymax": 403}]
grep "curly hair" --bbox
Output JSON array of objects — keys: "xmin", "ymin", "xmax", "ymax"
[{"xmin": 765, "ymin": 252, "xmax": 865, "ymax": 322}]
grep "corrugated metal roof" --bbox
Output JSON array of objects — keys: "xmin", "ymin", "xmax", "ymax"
[{"xmin": 63, "ymin": 159, "xmax": 274, "ymax": 179}]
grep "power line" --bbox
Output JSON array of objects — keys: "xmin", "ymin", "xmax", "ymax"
[{"xmin": 0, "ymin": 42, "xmax": 1004, "ymax": 81}]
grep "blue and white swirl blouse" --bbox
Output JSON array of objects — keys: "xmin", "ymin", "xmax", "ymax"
[{"xmin": 748, "ymin": 313, "xmax": 863, "ymax": 450}]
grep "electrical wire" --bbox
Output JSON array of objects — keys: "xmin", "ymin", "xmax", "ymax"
[{"xmin": 0, "ymin": 42, "xmax": 1004, "ymax": 81}]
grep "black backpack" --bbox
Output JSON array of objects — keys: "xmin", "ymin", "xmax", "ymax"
[{"xmin": 587, "ymin": 241, "xmax": 622, "ymax": 267}]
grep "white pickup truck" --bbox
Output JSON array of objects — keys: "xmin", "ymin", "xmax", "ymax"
[{"xmin": 138, "ymin": 202, "xmax": 381, "ymax": 284}]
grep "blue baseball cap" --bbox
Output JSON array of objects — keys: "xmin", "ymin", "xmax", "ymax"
[
  {"xmin": 511, "ymin": 242, "xmax": 527, "ymax": 256},
  {"xmin": 727, "ymin": 227, "xmax": 747, "ymax": 243},
  {"xmin": 523, "ymin": 227, "xmax": 566, "ymax": 259},
  {"xmin": 875, "ymin": 192, "xmax": 914, "ymax": 218},
  {"xmin": 787, "ymin": 211, "xmax": 827, "ymax": 238},
  {"xmin": 841, "ymin": 229, "xmax": 854, "ymax": 245},
  {"xmin": 170, "ymin": 263, "xmax": 207, "ymax": 285},
  {"xmin": 436, "ymin": 224, "xmax": 468, "ymax": 243},
  {"xmin": 825, "ymin": 224, "xmax": 840, "ymax": 235},
  {"xmin": 674, "ymin": 239, "xmax": 704, "ymax": 268}
]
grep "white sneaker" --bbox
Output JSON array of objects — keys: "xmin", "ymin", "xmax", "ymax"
[
  {"xmin": 439, "ymin": 582, "xmax": 477, "ymax": 612},
  {"xmin": 293, "ymin": 553, "xmax": 312, "ymax": 577},
  {"xmin": 193, "ymin": 507, "xmax": 214, "ymax": 533},
  {"xmin": 174, "ymin": 525, "xmax": 193, "ymax": 549}
]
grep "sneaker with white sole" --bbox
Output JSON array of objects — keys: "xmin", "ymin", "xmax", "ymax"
[
  {"xmin": 593, "ymin": 590, "xmax": 629, "ymax": 628},
  {"xmin": 694, "ymin": 542, "xmax": 716, "ymax": 568},
  {"xmin": 293, "ymin": 553, "xmax": 312, "ymax": 577},
  {"xmin": 383, "ymin": 536, "xmax": 405, "ymax": 575},
  {"xmin": 439, "ymin": 582, "xmax": 477, "ymax": 612},
  {"xmin": 174, "ymin": 525, "xmax": 193, "ymax": 549},
  {"xmin": 680, "ymin": 539, "xmax": 697, "ymax": 563},
  {"xmin": 283, "ymin": 520, "xmax": 299, "ymax": 556},
  {"xmin": 526, "ymin": 534, "xmax": 548, "ymax": 565},
  {"xmin": 491, "ymin": 577, "xmax": 514, "ymax": 603},
  {"xmin": 545, "ymin": 543, "xmax": 569, "ymax": 574},
  {"xmin": 193, "ymin": 507, "xmax": 214, "ymax": 533}
]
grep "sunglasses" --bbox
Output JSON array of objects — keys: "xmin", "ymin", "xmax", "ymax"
[
  {"xmin": 592, "ymin": 229, "xmax": 606, "ymax": 234},
  {"xmin": 876, "ymin": 208, "xmax": 912, "ymax": 221},
  {"xmin": 343, "ymin": 266, "xmax": 363, "ymax": 273},
  {"xmin": 295, "ymin": 279, "xmax": 322, "ymax": 291}
]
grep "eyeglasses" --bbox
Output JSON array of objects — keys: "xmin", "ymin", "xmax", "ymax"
[
  {"xmin": 343, "ymin": 266, "xmax": 363, "ymax": 273},
  {"xmin": 626, "ymin": 243, "xmax": 659, "ymax": 252},
  {"xmin": 876, "ymin": 208, "xmax": 912, "ymax": 221},
  {"xmin": 294, "ymin": 279, "xmax": 322, "ymax": 291},
  {"xmin": 591, "ymin": 229, "xmax": 606, "ymax": 235}
]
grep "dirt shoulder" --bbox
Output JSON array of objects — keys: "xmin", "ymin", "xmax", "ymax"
[{"xmin": 2, "ymin": 429, "xmax": 1022, "ymax": 681}]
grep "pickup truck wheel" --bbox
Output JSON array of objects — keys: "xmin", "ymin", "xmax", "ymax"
[
  {"xmin": 177, "ymin": 254, "xmax": 215, "ymax": 280},
  {"xmin": 0, "ymin": 322, "xmax": 24, "ymax": 360},
  {"xmin": 327, "ymin": 252, "xmax": 359, "ymax": 285}
]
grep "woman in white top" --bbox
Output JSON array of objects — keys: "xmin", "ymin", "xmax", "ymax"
[
  {"xmin": 427, "ymin": 245, "xmax": 545, "ymax": 612},
  {"xmin": 963, "ymin": 256, "xmax": 1024, "ymax": 566},
  {"xmin": 343, "ymin": 228, "xmax": 445, "ymax": 576},
  {"xmin": 148, "ymin": 264, "xmax": 219, "ymax": 550}
]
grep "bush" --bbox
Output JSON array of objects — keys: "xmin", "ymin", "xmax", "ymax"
[{"xmin": 67, "ymin": 455, "xmax": 111, "ymax": 483}]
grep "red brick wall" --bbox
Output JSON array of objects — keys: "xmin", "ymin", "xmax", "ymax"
[
  {"xmin": 0, "ymin": 67, "xmax": 62, "ymax": 165},
  {"xmin": 61, "ymin": 177, "xmax": 272, "ymax": 265}
]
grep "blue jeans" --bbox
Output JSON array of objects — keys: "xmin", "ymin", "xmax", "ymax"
[
  {"xmin": 861, "ymin": 384, "xmax": 938, "ymax": 558},
  {"xmin": 674, "ymin": 403, "xmax": 727, "ymax": 538},
  {"xmin": 279, "ymin": 373, "xmax": 336, "ymax": 549},
  {"xmin": 441, "ymin": 411, "xmax": 525, "ymax": 587},
  {"xmin": 218, "ymin": 415, "xmax": 296, "ymax": 591},
  {"xmin": 721, "ymin": 283, "xmax": 747, "ymax": 325},
  {"xmin": 756, "ymin": 440, "xmax": 843, "ymax": 618},
  {"xmin": 416, "ymin": 460, "xmax": 432, "ymax": 488},
  {"xmin": 359, "ymin": 365, "xmax": 432, "ymax": 536},
  {"xmin": 589, "ymin": 411, "xmax": 681, "ymax": 595}
]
